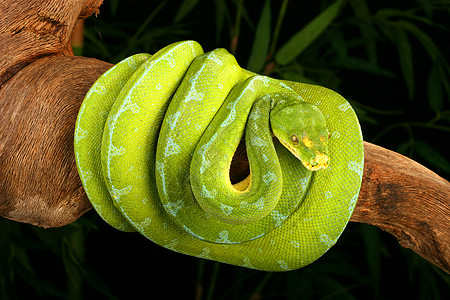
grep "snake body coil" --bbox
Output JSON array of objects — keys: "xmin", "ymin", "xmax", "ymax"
[{"xmin": 75, "ymin": 41, "xmax": 364, "ymax": 271}]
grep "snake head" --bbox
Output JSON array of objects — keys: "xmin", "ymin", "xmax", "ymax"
[{"xmin": 270, "ymin": 101, "xmax": 329, "ymax": 171}]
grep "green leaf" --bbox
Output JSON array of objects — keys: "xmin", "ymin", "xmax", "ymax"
[
  {"xmin": 331, "ymin": 56, "xmax": 396, "ymax": 78},
  {"xmin": 83, "ymin": 29, "xmax": 112, "ymax": 61},
  {"xmin": 173, "ymin": 0, "xmax": 201, "ymax": 23},
  {"xmin": 214, "ymin": 0, "xmax": 230, "ymax": 44},
  {"xmin": 376, "ymin": 8, "xmax": 448, "ymax": 30},
  {"xmin": 247, "ymin": 0, "xmax": 271, "ymax": 73},
  {"xmin": 13, "ymin": 246, "xmax": 35, "ymax": 275},
  {"xmin": 275, "ymin": 0, "xmax": 343, "ymax": 65},
  {"xmin": 414, "ymin": 140, "xmax": 450, "ymax": 174},
  {"xmin": 328, "ymin": 28, "xmax": 348, "ymax": 60},
  {"xmin": 348, "ymin": 0, "xmax": 378, "ymax": 64},
  {"xmin": 428, "ymin": 63, "xmax": 444, "ymax": 111},
  {"xmin": 421, "ymin": 0, "xmax": 434, "ymax": 18},
  {"xmin": 270, "ymin": 0, "xmax": 289, "ymax": 55},
  {"xmin": 109, "ymin": 0, "xmax": 121, "ymax": 16},
  {"xmin": 360, "ymin": 224, "xmax": 382, "ymax": 297},
  {"xmin": 393, "ymin": 27, "xmax": 414, "ymax": 99},
  {"xmin": 396, "ymin": 142, "xmax": 411, "ymax": 156},
  {"xmin": 116, "ymin": 1, "xmax": 167, "ymax": 60},
  {"xmin": 287, "ymin": 270, "xmax": 313, "ymax": 299},
  {"xmin": 396, "ymin": 20, "xmax": 440, "ymax": 62}
]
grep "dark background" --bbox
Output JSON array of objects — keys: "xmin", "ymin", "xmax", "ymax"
[{"xmin": 1, "ymin": 0, "xmax": 449, "ymax": 299}]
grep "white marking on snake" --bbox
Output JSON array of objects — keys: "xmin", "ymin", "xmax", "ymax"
[
  {"xmin": 136, "ymin": 217, "xmax": 152, "ymax": 231},
  {"xmin": 74, "ymin": 126, "xmax": 88, "ymax": 142},
  {"xmin": 220, "ymin": 84, "xmax": 255, "ymax": 128},
  {"xmin": 80, "ymin": 169, "xmax": 92, "ymax": 183},
  {"xmin": 242, "ymin": 197, "xmax": 264, "ymax": 211},
  {"xmin": 216, "ymin": 230, "xmax": 231, "ymax": 243},
  {"xmin": 198, "ymin": 132, "xmax": 218, "ymax": 174},
  {"xmin": 348, "ymin": 193, "xmax": 359, "ymax": 215},
  {"xmin": 164, "ymin": 239, "xmax": 178, "ymax": 251},
  {"xmin": 122, "ymin": 94, "xmax": 138, "ymax": 113},
  {"xmin": 262, "ymin": 171, "xmax": 277, "ymax": 185},
  {"xmin": 320, "ymin": 234, "xmax": 337, "ymax": 247},
  {"xmin": 242, "ymin": 257, "xmax": 254, "ymax": 268},
  {"xmin": 110, "ymin": 185, "xmax": 132, "ymax": 202},
  {"xmin": 104, "ymin": 44, "xmax": 185, "ymax": 182},
  {"xmin": 164, "ymin": 200, "xmax": 184, "ymax": 216},
  {"xmin": 338, "ymin": 102, "xmax": 352, "ymax": 112},
  {"xmin": 250, "ymin": 106, "xmax": 261, "ymax": 120},
  {"xmin": 187, "ymin": 40, "xmax": 197, "ymax": 58},
  {"xmin": 162, "ymin": 51, "xmax": 176, "ymax": 68},
  {"xmin": 108, "ymin": 144, "xmax": 126, "ymax": 157},
  {"xmin": 183, "ymin": 225, "xmax": 205, "ymax": 240},
  {"xmin": 201, "ymin": 185, "xmax": 217, "ymax": 199},
  {"xmin": 271, "ymin": 210, "xmax": 287, "ymax": 227},
  {"xmin": 184, "ymin": 82, "xmax": 205, "ymax": 103},
  {"xmin": 164, "ymin": 137, "xmax": 181, "ymax": 157},
  {"xmin": 196, "ymin": 247, "xmax": 211, "ymax": 259},
  {"xmin": 278, "ymin": 261, "xmax": 290, "ymax": 271},
  {"xmin": 348, "ymin": 161, "xmax": 363, "ymax": 177},
  {"xmin": 155, "ymin": 161, "xmax": 167, "ymax": 195},
  {"xmin": 251, "ymin": 136, "xmax": 267, "ymax": 147},
  {"xmin": 206, "ymin": 51, "xmax": 224, "ymax": 65},
  {"xmin": 184, "ymin": 52, "xmax": 224, "ymax": 103},
  {"xmin": 220, "ymin": 203, "xmax": 233, "ymax": 216},
  {"xmin": 220, "ymin": 98, "xmax": 240, "ymax": 128},
  {"xmin": 255, "ymin": 197, "xmax": 265, "ymax": 210},
  {"xmin": 291, "ymin": 241, "xmax": 301, "ymax": 248},
  {"xmin": 166, "ymin": 111, "xmax": 181, "ymax": 130},
  {"xmin": 89, "ymin": 83, "xmax": 106, "ymax": 96}
]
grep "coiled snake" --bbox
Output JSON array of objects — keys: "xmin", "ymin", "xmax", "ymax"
[{"xmin": 74, "ymin": 41, "xmax": 363, "ymax": 271}]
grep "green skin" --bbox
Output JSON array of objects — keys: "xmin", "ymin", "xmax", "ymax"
[
  {"xmin": 270, "ymin": 99, "xmax": 329, "ymax": 171},
  {"xmin": 74, "ymin": 41, "xmax": 364, "ymax": 271}
]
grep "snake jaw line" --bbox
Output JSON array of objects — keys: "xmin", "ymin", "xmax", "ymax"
[
  {"xmin": 305, "ymin": 153, "xmax": 329, "ymax": 171},
  {"xmin": 279, "ymin": 139, "xmax": 329, "ymax": 171}
]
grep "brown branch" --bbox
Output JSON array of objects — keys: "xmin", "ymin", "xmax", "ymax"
[
  {"xmin": 0, "ymin": 0, "xmax": 449, "ymax": 273},
  {"xmin": 0, "ymin": 0, "xmax": 103, "ymax": 86},
  {"xmin": 0, "ymin": 56, "xmax": 111, "ymax": 227},
  {"xmin": 352, "ymin": 142, "xmax": 450, "ymax": 272},
  {"xmin": 0, "ymin": 0, "xmax": 106, "ymax": 225}
]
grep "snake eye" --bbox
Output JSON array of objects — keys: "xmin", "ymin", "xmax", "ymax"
[{"xmin": 290, "ymin": 134, "xmax": 300, "ymax": 145}]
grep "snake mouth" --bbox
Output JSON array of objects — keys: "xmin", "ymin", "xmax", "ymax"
[
  {"xmin": 303, "ymin": 153, "xmax": 329, "ymax": 171},
  {"xmin": 279, "ymin": 140, "xmax": 329, "ymax": 171}
]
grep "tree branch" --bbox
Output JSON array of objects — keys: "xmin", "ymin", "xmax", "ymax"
[
  {"xmin": 0, "ymin": 0, "xmax": 448, "ymax": 273},
  {"xmin": 352, "ymin": 142, "xmax": 450, "ymax": 272}
]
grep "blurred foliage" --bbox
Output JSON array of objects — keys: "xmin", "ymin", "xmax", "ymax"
[{"xmin": 1, "ymin": 0, "xmax": 450, "ymax": 299}]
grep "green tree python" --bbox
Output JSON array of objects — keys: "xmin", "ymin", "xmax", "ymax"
[{"xmin": 74, "ymin": 41, "xmax": 364, "ymax": 271}]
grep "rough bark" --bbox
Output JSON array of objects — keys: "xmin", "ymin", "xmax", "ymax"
[
  {"xmin": 0, "ymin": 56, "xmax": 111, "ymax": 227},
  {"xmin": 353, "ymin": 142, "xmax": 450, "ymax": 273},
  {"xmin": 0, "ymin": 0, "xmax": 449, "ymax": 273},
  {"xmin": 0, "ymin": 0, "xmax": 103, "ymax": 85}
]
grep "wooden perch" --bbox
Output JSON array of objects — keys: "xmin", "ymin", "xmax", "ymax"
[{"xmin": 0, "ymin": 0, "xmax": 449, "ymax": 273}]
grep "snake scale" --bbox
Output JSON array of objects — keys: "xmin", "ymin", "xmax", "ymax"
[{"xmin": 74, "ymin": 40, "xmax": 364, "ymax": 271}]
